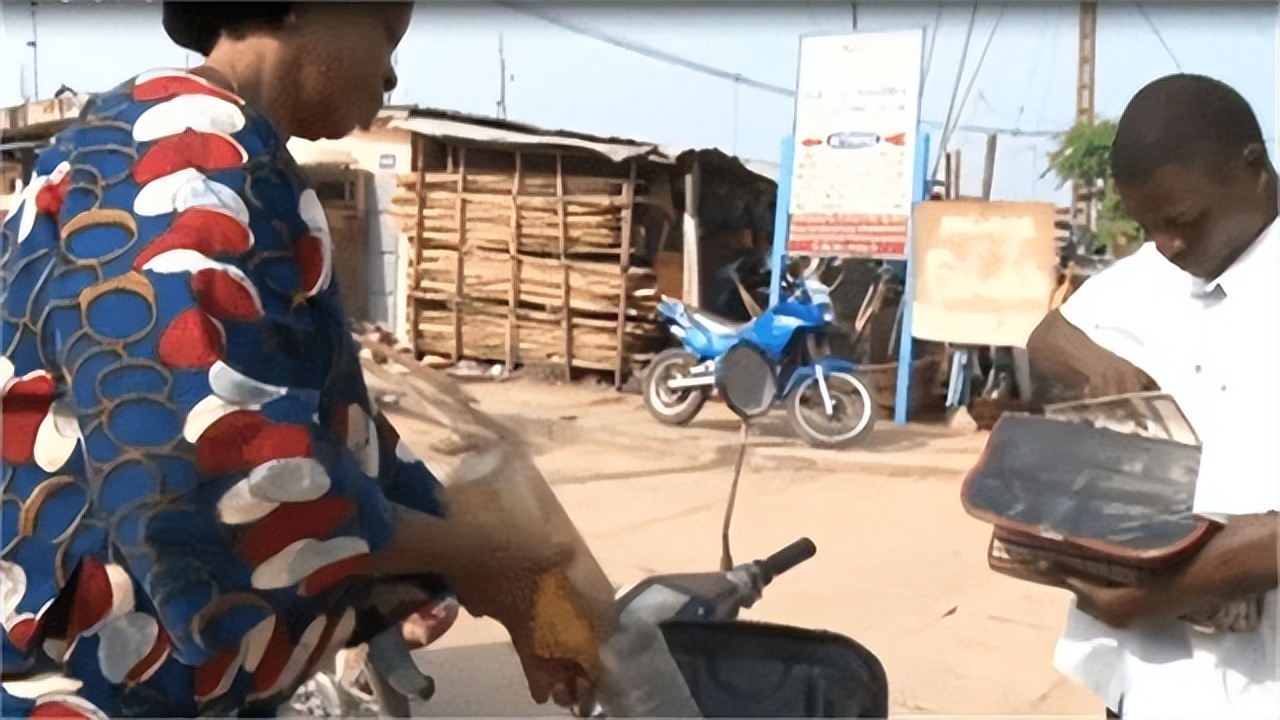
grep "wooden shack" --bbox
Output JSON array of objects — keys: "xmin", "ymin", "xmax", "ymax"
[
  {"xmin": 1, "ymin": 94, "xmax": 84, "ymax": 222},
  {"xmin": 388, "ymin": 110, "xmax": 680, "ymax": 385}
]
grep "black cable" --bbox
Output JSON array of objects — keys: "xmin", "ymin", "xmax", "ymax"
[
  {"xmin": 494, "ymin": 2, "xmax": 1063, "ymax": 142},
  {"xmin": 494, "ymin": 1, "xmax": 796, "ymax": 97},
  {"xmin": 932, "ymin": 2, "xmax": 980, "ymax": 177},
  {"xmin": 1134, "ymin": 2, "xmax": 1183, "ymax": 72}
]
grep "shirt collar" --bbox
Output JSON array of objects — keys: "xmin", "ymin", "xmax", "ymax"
[{"xmin": 1193, "ymin": 216, "xmax": 1278, "ymax": 298}]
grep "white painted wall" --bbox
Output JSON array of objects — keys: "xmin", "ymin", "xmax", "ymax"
[{"xmin": 288, "ymin": 127, "xmax": 414, "ymax": 337}]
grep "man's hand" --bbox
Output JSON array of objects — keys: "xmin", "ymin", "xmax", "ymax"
[
  {"xmin": 1061, "ymin": 576, "xmax": 1180, "ymax": 628},
  {"xmin": 1055, "ymin": 514, "xmax": 1278, "ymax": 628}
]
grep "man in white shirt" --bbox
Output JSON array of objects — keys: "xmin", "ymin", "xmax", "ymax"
[{"xmin": 1025, "ymin": 74, "xmax": 1279, "ymax": 719}]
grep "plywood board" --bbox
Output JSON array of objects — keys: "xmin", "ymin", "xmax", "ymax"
[{"xmin": 910, "ymin": 200, "xmax": 1058, "ymax": 347}]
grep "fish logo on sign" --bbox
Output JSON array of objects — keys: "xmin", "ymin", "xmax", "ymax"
[{"xmin": 823, "ymin": 132, "xmax": 907, "ymax": 150}]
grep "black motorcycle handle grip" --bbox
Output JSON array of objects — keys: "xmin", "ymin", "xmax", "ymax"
[{"xmin": 757, "ymin": 537, "xmax": 817, "ymax": 584}]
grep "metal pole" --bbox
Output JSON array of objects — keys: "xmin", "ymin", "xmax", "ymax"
[
  {"xmin": 731, "ymin": 77, "xmax": 740, "ymax": 156},
  {"xmin": 29, "ymin": 1, "xmax": 40, "ymax": 100},
  {"xmin": 497, "ymin": 34, "xmax": 508, "ymax": 119}
]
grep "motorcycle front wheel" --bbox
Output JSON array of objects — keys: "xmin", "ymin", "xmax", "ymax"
[
  {"xmin": 786, "ymin": 371, "xmax": 878, "ymax": 449},
  {"xmin": 643, "ymin": 349, "xmax": 710, "ymax": 426}
]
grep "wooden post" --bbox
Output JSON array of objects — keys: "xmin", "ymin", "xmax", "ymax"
[
  {"xmin": 1074, "ymin": 0, "xmax": 1099, "ymax": 229},
  {"xmin": 982, "ymin": 133, "xmax": 998, "ymax": 200},
  {"xmin": 556, "ymin": 152, "xmax": 573, "ymax": 381},
  {"xmin": 410, "ymin": 134, "xmax": 427, "ymax": 357},
  {"xmin": 507, "ymin": 151, "xmax": 522, "ymax": 374},
  {"xmin": 682, "ymin": 159, "xmax": 701, "ymax": 306},
  {"xmin": 944, "ymin": 152, "xmax": 954, "ymax": 199},
  {"xmin": 950, "ymin": 150, "xmax": 962, "ymax": 198},
  {"xmin": 453, "ymin": 146, "xmax": 467, "ymax": 362},
  {"xmin": 615, "ymin": 159, "xmax": 637, "ymax": 389}
]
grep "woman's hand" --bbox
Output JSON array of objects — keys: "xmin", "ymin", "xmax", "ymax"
[
  {"xmin": 441, "ymin": 519, "xmax": 584, "ymax": 705},
  {"xmin": 372, "ymin": 503, "xmax": 595, "ymax": 705}
]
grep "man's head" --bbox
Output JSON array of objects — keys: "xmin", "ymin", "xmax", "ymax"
[
  {"xmin": 1110, "ymin": 73, "xmax": 1277, "ymax": 280},
  {"xmin": 163, "ymin": 2, "xmax": 413, "ymax": 140}
]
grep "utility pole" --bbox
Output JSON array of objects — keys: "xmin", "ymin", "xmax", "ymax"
[
  {"xmin": 1074, "ymin": 0, "xmax": 1098, "ymax": 229},
  {"xmin": 496, "ymin": 34, "xmax": 508, "ymax": 120},
  {"xmin": 28, "ymin": 0, "xmax": 41, "ymax": 100}
]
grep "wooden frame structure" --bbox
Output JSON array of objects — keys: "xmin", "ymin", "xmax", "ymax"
[{"xmin": 400, "ymin": 134, "xmax": 663, "ymax": 387}]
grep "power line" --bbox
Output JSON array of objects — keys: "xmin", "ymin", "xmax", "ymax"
[
  {"xmin": 921, "ymin": 2, "xmax": 945, "ymax": 89},
  {"xmin": 933, "ymin": 2, "xmax": 979, "ymax": 177},
  {"xmin": 492, "ymin": 2, "xmax": 1065, "ymax": 142},
  {"xmin": 1134, "ymin": 2, "xmax": 1183, "ymax": 72},
  {"xmin": 920, "ymin": 120, "xmax": 1060, "ymax": 138},
  {"xmin": 494, "ymin": 1, "xmax": 796, "ymax": 97},
  {"xmin": 949, "ymin": 4, "xmax": 1007, "ymax": 139}
]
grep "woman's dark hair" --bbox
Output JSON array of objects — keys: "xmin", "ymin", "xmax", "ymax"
[{"xmin": 162, "ymin": 2, "xmax": 293, "ymax": 56}]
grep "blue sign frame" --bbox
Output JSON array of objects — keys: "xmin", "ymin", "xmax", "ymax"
[{"xmin": 768, "ymin": 132, "xmax": 931, "ymax": 426}]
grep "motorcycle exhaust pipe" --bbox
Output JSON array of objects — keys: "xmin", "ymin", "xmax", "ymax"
[{"xmin": 665, "ymin": 376, "xmax": 715, "ymax": 389}]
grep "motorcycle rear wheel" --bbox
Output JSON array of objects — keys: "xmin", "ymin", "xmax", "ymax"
[
  {"xmin": 643, "ymin": 349, "xmax": 710, "ymax": 426},
  {"xmin": 786, "ymin": 372, "xmax": 877, "ymax": 449}
]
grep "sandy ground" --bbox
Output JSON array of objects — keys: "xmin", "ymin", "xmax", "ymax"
[{"xmin": 384, "ymin": 377, "xmax": 1102, "ymax": 719}]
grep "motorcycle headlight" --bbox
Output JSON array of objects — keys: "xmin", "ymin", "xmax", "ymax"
[{"xmin": 823, "ymin": 310, "xmax": 834, "ymax": 323}]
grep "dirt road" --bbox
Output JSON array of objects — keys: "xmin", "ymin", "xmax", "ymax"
[{"xmin": 386, "ymin": 378, "xmax": 1100, "ymax": 718}]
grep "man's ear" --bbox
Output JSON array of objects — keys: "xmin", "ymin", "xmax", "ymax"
[
  {"xmin": 1242, "ymin": 142, "xmax": 1269, "ymax": 171},
  {"xmin": 1239, "ymin": 143, "xmax": 1273, "ymax": 194}
]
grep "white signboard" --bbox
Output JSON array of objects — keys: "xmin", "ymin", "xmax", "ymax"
[{"xmin": 787, "ymin": 30, "xmax": 924, "ymax": 258}]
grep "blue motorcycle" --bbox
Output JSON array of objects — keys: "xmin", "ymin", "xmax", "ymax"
[{"xmin": 643, "ymin": 260, "xmax": 878, "ymax": 448}]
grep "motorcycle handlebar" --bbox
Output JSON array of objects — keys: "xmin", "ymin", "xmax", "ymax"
[{"xmin": 756, "ymin": 537, "xmax": 817, "ymax": 585}]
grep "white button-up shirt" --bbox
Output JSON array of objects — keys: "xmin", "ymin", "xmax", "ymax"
[{"xmin": 1051, "ymin": 218, "xmax": 1279, "ymax": 718}]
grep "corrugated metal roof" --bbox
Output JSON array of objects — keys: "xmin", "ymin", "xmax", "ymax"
[
  {"xmin": 388, "ymin": 107, "xmax": 674, "ymax": 164},
  {"xmin": 741, "ymin": 159, "xmax": 780, "ymax": 182}
]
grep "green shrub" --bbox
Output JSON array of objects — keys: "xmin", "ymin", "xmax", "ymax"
[{"xmin": 1045, "ymin": 118, "xmax": 1143, "ymax": 257}]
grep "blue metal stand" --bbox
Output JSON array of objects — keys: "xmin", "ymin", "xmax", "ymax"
[
  {"xmin": 893, "ymin": 132, "xmax": 931, "ymax": 425},
  {"xmin": 768, "ymin": 132, "xmax": 927, "ymax": 426},
  {"xmin": 768, "ymin": 137, "xmax": 796, "ymax": 308}
]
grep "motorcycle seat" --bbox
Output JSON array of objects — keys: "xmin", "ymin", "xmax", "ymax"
[{"xmin": 687, "ymin": 308, "xmax": 751, "ymax": 337}]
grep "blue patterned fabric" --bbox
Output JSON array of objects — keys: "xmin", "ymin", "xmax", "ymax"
[{"xmin": 1, "ymin": 70, "xmax": 447, "ymax": 718}]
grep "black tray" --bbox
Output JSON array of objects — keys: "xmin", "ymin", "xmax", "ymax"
[
  {"xmin": 961, "ymin": 413, "xmax": 1211, "ymax": 565},
  {"xmin": 660, "ymin": 620, "xmax": 888, "ymax": 719}
]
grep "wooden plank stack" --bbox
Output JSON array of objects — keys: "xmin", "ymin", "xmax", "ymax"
[{"xmin": 393, "ymin": 144, "xmax": 665, "ymax": 380}]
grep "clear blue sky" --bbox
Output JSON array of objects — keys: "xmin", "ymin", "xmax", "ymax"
[{"xmin": 2, "ymin": 1, "xmax": 1276, "ymax": 203}]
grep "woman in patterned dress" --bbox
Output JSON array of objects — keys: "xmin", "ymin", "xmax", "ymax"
[{"xmin": 0, "ymin": 3, "xmax": 581, "ymax": 716}]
